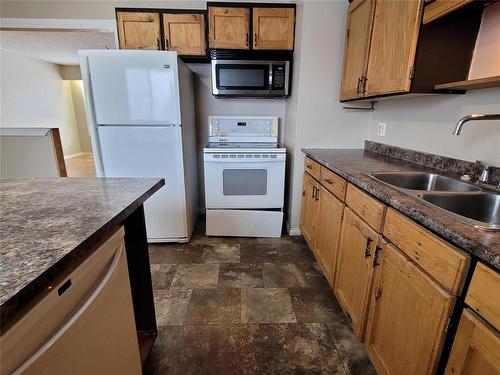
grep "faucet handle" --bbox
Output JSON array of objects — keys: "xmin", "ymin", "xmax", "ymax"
[{"xmin": 476, "ymin": 160, "xmax": 491, "ymax": 183}]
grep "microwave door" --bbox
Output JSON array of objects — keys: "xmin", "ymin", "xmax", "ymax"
[{"xmin": 212, "ymin": 61, "xmax": 271, "ymax": 96}]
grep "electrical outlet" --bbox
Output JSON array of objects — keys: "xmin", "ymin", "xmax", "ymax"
[{"xmin": 377, "ymin": 122, "xmax": 387, "ymax": 137}]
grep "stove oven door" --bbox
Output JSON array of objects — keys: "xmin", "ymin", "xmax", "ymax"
[{"xmin": 204, "ymin": 153, "xmax": 285, "ymax": 209}]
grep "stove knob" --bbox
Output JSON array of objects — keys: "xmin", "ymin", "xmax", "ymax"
[
  {"xmin": 266, "ymin": 120, "xmax": 271, "ymax": 125},
  {"xmin": 214, "ymin": 120, "xmax": 219, "ymax": 125},
  {"xmin": 214, "ymin": 126, "xmax": 219, "ymax": 131}
]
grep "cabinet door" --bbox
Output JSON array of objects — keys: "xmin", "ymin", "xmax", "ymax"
[
  {"xmin": 252, "ymin": 7, "xmax": 295, "ymax": 50},
  {"xmin": 365, "ymin": 0, "xmax": 423, "ymax": 96},
  {"xmin": 314, "ymin": 186, "xmax": 344, "ymax": 287},
  {"xmin": 208, "ymin": 7, "xmax": 249, "ymax": 49},
  {"xmin": 300, "ymin": 172, "xmax": 318, "ymax": 249},
  {"xmin": 445, "ymin": 309, "xmax": 500, "ymax": 375},
  {"xmin": 117, "ymin": 11, "xmax": 161, "ymax": 50},
  {"xmin": 334, "ymin": 207, "xmax": 379, "ymax": 340},
  {"xmin": 365, "ymin": 241, "xmax": 455, "ymax": 375},
  {"xmin": 163, "ymin": 13, "xmax": 206, "ymax": 56},
  {"xmin": 339, "ymin": 0, "xmax": 376, "ymax": 101}
]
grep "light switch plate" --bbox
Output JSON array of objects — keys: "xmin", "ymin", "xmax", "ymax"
[{"xmin": 377, "ymin": 122, "xmax": 387, "ymax": 137}]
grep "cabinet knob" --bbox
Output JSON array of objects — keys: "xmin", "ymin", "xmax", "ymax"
[
  {"xmin": 364, "ymin": 237, "xmax": 373, "ymax": 258},
  {"xmin": 372, "ymin": 245, "xmax": 382, "ymax": 267}
]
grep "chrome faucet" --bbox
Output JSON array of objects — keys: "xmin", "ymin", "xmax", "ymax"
[{"xmin": 453, "ymin": 114, "xmax": 500, "ymax": 135}]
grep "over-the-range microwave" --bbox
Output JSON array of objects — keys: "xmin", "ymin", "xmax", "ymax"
[{"xmin": 211, "ymin": 58, "xmax": 291, "ymax": 98}]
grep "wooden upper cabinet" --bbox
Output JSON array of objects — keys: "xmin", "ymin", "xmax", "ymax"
[
  {"xmin": 334, "ymin": 208, "xmax": 379, "ymax": 340},
  {"xmin": 208, "ymin": 6, "xmax": 249, "ymax": 49},
  {"xmin": 163, "ymin": 13, "xmax": 206, "ymax": 56},
  {"xmin": 423, "ymin": 0, "xmax": 473, "ymax": 24},
  {"xmin": 365, "ymin": 241, "xmax": 455, "ymax": 375},
  {"xmin": 313, "ymin": 186, "xmax": 344, "ymax": 287},
  {"xmin": 365, "ymin": 0, "xmax": 424, "ymax": 96},
  {"xmin": 117, "ymin": 11, "xmax": 161, "ymax": 50},
  {"xmin": 444, "ymin": 309, "xmax": 500, "ymax": 375},
  {"xmin": 339, "ymin": 0, "xmax": 376, "ymax": 101},
  {"xmin": 252, "ymin": 7, "xmax": 295, "ymax": 50},
  {"xmin": 300, "ymin": 172, "xmax": 319, "ymax": 248}
]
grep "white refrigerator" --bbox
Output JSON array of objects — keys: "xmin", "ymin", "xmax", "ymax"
[{"xmin": 79, "ymin": 50, "xmax": 198, "ymax": 243}]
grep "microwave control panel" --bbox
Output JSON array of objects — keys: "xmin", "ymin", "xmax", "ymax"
[{"xmin": 272, "ymin": 64, "xmax": 286, "ymax": 91}]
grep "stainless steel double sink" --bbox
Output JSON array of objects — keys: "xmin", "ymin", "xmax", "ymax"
[{"xmin": 367, "ymin": 171, "xmax": 500, "ymax": 231}]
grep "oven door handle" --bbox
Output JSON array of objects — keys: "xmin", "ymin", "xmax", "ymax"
[{"xmin": 204, "ymin": 158, "xmax": 285, "ymax": 163}]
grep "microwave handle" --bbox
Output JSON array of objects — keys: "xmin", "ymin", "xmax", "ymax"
[{"xmin": 269, "ymin": 63, "xmax": 273, "ymax": 93}]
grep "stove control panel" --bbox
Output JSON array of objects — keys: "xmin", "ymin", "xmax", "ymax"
[{"xmin": 208, "ymin": 116, "xmax": 278, "ymax": 143}]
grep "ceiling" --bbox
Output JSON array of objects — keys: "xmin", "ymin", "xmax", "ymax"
[{"xmin": 0, "ymin": 30, "xmax": 116, "ymax": 65}]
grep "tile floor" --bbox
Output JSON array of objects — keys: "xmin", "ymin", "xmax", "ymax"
[{"xmin": 144, "ymin": 218, "xmax": 376, "ymax": 374}]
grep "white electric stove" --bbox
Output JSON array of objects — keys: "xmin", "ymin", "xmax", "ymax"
[{"xmin": 203, "ymin": 116, "xmax": 286, "ymax": 237}]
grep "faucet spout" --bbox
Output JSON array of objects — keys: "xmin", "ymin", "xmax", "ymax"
[{"xmin": 453, "ymin": 114, "xmax": 500, "ymax": 135}]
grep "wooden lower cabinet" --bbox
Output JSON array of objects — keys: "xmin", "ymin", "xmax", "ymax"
[
  {"xmin": 365, "ymin": 240, "xmax": 455, "ymax": 375},
  {"xmin": 334, "ymin": 207, "xmax": 379, "ymax": 340},
  {"xmin": 300, "ymin": 172, "xmax": 318, "ymax": 248},
  {"xmin": 313, "ymin": 186, "xmax": 344, "ymax": 287},
  {"xmin": 444, "ymin": 309, "xmax": 500, "ymax": 375}
]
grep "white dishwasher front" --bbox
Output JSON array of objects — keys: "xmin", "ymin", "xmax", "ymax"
[{"xmin": 0, "ymin": 227, "xmax": 142, "ymax": 375}]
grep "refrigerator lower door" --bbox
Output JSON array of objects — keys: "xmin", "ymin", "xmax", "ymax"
[{"xmin": 98, "ymin": 126, "xmax": 188, "ymax": 241}]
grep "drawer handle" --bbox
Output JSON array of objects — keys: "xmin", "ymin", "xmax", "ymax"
[
  {"xmin": 57, "ymin": 279, "xmax": 72, "ymax": 296},
  {"xmin": 14, "ymin": 246, "xmax": 123, "ymax": 373},
  {"xmin": 306, "ymin": 164, "xmax": 312, "ymax": 170},
  {"xmin": 324, "ymin": 178, "xmax": 333, "ymax": 184},
  {"xmin": 373, "ymin": 245, "xmax": 382, "ymax": 267},
  {"xmin": 364, "ymin": 237, "xmax": 373, "ymax": 258}
]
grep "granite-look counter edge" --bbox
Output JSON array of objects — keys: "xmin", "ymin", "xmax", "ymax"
[
  {"xmin": 0, "ymin": 177, "xmax": 164, "ymax": 329},
  {"xmin": 301, "ymin": 148, "xmax": 500, "ymax": 270}
]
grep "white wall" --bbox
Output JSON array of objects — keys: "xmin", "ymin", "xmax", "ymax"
[
  {"xmin": 0, "ymin": 0, "xmax": 293, "ymax": 19},
  {"xmin": 188, "ymin": 63, "xmax": 286, "ymax": 209},
  {"xmin": 0, "ymin": 49, "xmax": 83, "ymax": 156},
  {"xmin": 284, "ymin": 0, "xmax": 371, "ymax": 232},
  {"xmin": 69, "ymin": 80, "xmax": 92, "ymax": 153},
  {"xmin": 367, "ymin": 90, "xmax": 500, "ymax": 165}
]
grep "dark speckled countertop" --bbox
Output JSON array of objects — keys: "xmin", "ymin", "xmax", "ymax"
[
  {"xmin": 302, "ymin": 148, "xmax": 500, "ymax": 270},
  {"xmin": 0, "ymin": 177, "xmax": 164, "ymax": 321}
]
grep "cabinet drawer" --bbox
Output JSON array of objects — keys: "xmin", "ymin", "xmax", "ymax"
[
  {"xmin": 304, "ymin": 157, "xmax": 321, "ymax": 180},
  {"xmin": 345, "ymin": 184, "xmax": 386, "ymax": 232},
  {"xmin": 465, "ymin": 262, "xmax": 500, "ymax": 331},
  {"xmin": 320, "ymin": 167, "xmax": 347, "ymax": 201},
  {"xmin": 383, "ymin": 208, "xmax": 470, "ymax": 295}
]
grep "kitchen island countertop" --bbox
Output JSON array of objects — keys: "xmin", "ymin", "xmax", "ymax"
[{"xmin": 0, "ymin": 177, "xmax": 164, "ymax": 329}]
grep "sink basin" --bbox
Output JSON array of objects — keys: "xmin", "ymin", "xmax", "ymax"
[
  {"xmin": 418, "ymin": 192, "xmax": 500, "ymax": 230},
  {"xmin": 370, "ymin": 172, "xmax": 481, "ymax": 192}
]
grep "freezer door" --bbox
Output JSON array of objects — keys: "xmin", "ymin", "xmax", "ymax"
[
  {"xmin": 98, "ymin": 126, "xmax": 187, "ymax": 241},
  {"xmin": 88, "ymin": 51, "xmax": 181, "ymax": 125}
]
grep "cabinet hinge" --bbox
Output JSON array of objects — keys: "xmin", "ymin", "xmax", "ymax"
[{"xmin": 409, "ymin": 66, "xmax": 415, "ymax": 80}]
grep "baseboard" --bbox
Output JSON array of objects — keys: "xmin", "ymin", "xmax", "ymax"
[
  {"xmin": 64, "ymin": 152, "xmax": 92, "ymax": 160},
  {"xmin": 286, "ymin": 221, "xmax": 301, "ymax": 236}
]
